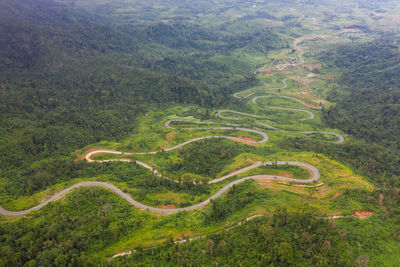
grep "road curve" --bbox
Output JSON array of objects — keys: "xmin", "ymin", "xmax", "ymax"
[
  {"xmin": 85, "ymin": 128, "xmax": 269, "ymax": 161},
  {"xmin": 233, "ymin": 91, "xmax": 255, "ymax": 99},
  {"xmin": 234, "ymin": 80, "xmax": 321, "ymax": 111},
  {"xmin": 265, "ymin": 92, "xmax": 322, "ymax": 110},
  {"xmin": 0, "ymin": 160, "xmax": 319, "ymax": 216},
  {"xmin": 299, "ymin": 131, "xmax": 344, "ymax": 144},
  {"xmin": 164, "ymin": 117, "xmax": 343, "ymax": 145},
  {"xmin": 85, "ymin": 151, "xmax": 319, "ymax": 185},
  {"xmin": 280, "ymin": 95, "xmax": 322, "ymax": 110},
  {"xmin": 165, "ymin": 119, "xmax": 242, "ymax": 129},
  {"xmin": 254, "ymin": 122, "xmax": 344, "ymax": 144},
  {"xmin": 216, "ymin": 110, "xmax": 268, "ymax": 120},
  {"xmin": 252, "ymin": 95, "xmax": 314, "ymax": 120},
  {"xmin": 233, "ymin": 78, "xmax": 289, "ymax": 99},
  {"xmin": 164, "ymin": 119, "xmax": 269, "ymax": 143},
  {"xmin": 0, "ymin": 35, "xmax": 341, "ymax": 217}
]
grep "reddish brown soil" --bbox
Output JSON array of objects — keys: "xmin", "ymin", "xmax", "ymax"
[
  {"xmin": 173, "ymin": 231, "xmax": 196, "ymax": 240},
  {"xmin": 237, "ymin": 135, "xmax": 257, "ymax": 141},
  {"xmin": 353, "ymin": 210, "xmax": 374, "ymax": 218},
  {"xmin": 319, "ymin": 190, "xmax": 331, "ymax": 197},
  {"xmin": 74, "ymin": 147, "xmax": 101, "ymax": 162},
  {"xmin": 308, "ymin": 103, "xmax": 319, "ymax": 108},
  {"xmin": 304, "ymin": 63, "xmax": 322, "ymax": 71},
  {"xmin": 322, "ymin": 74, "xmax": 339, "ymax": 81},
  {"xmin": 231, "ymin": 138, "xmax": 258, "ymax": 146},
  {"xmin": 256, "ymin": 183, "xmax": 278, "ymax": 189},
  {"xmin": 293, "ymin": 95, "xmax": 323, "ymax": 108},
  {"xmin": 165, "ymin": 132, "xmax": 176, "ymax": 141},
  {"xmin": 307, "ymin": 73, "xmax": 321, "ymax": 78},
  {"xmin": 160, "ymin": 204, "xmax": 178, "ymax": 209},
  {"xmin": 246, "ymin": 158, "xmax": 258, "ymax": 164},
  {"xmin": 73, "ymin": 156, "xmax": 83, "ymax": 162},
  {"xmin": 255, "ymin": 178, "xmax": 274, "ymax": 183},
  {"xmin": 379, "ymin": 193, "xmax": 387, "ymax": 210},
  {"xmin": 343, "ymin": 28, "xmax": 363, "ymax": 33}
]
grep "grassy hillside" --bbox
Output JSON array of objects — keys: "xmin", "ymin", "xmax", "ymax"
[
  {"xmin": 1, "ymin": 0, "xmax": 288, "ymax": 197},
  {"xmin": 1, "ymin": 0, "xmax": 400, "ymax": 266}
]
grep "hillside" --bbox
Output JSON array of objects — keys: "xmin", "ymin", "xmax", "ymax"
[{"xmin": 1, "ymin": 0, "xmax": 400, "ymax": 266}]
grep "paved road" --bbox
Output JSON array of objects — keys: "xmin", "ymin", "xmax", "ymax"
[
  {"xmin": 164, "ymin": 119, "xmax": 269, "ymax": 143},
  {"xmin": 85, "ymin": 124, "xmax": 269, "ymax": 161},
  {"xmin": 299, "ymin": 131, "xmax": 344, "ymax": 144},
  {"xmin": 0, "ymin": 35, "xmax": 342, "ymax": 217},
  {"xmin": 233, "ymin": 78, "xmax": 288, "ymax": 99},
  {"xmin": 233, "ymin": 91, "xmax": 255, "ymax": 99},
  {"xmin": 254, "ymin": 121, "xmax": 344, "ymax": 144},
  {"xmin": 234, "ymin": 80, "xmax": 321, "ymax": 111},
  {"xmin": 216, "ymin": 110, "xmax": 269, "ymax": 120},
  {"xmin": 272, "ymin": 93, "xmax": 322, "ymax": 110},
  {"xmin": 0, "ymin": 159, "xmax": 319, "ymax": 216},
  {"xmin": 294, "ymin": 38, "xmax": 305, "ymax": 64},
  {"xmin": 252, "ymin": 95, "xmax": 315, "ymax": 120},
  {"xmin": 230, "ymin": 37, "xmax": 343, "ymax": 144},
  {"xmin": 85, "ymin": 151, "xmax": 319, "ymax": 185}
]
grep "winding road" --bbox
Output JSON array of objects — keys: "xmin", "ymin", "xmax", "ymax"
[
  {"xmin": 258, "ymin": 92, "xmax": 322, "ymax": 110},
  {"xmin": 233, "ymin": 78, "xmax": 289, "ymax": 99},
  {"xmin": 0, "ymin": 35, "xmax": 343, "ymax": 217},
  {"xmin": 216, "ymin": 110, "xmax": 269, "ymax": 120},
  {"xmin": 0, "ymin": 157, "xmax": 319, "ymax": 216},
  {"xmin": 252, "ymin": 95, "xmax": 315, "ymax": 120},
  {"xmin": 228, "ymin": 62, "xmax": 343, "ymax": 144}
]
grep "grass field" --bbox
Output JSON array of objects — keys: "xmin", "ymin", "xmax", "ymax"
[{"xmin": 0, "ymin": 28, "xmax": 370, "ymax": 219}]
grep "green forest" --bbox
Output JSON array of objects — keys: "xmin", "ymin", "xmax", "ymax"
[{"xmin": 1, "ymin": 0, "xmax": 400, "ymax": 266}]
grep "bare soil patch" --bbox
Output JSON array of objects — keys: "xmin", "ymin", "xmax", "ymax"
[
  {"xmin": 353, "ymin": 210, "xmax": 374, "ymax": 218},
  {"xmin": 304, "ymin": 63, "xmax": 322, "ymax": 71},
  {"xmin": 293, "ymin": 77, "xmax": 313, "ymax": 85},
  {"xmin": 307, "ymin": 73, "xmax": 321, "ymax": 78},
  {"xmin": 74, "ymin": 147, "xmax": 101, "ymax": 162},
  {"xmin": 319, "ymin": 190, "xmax": 331, "ymax": 198},
  {"xmin": 74, "ymin": 155, "xmax": 84, "ymax": 162},
  {"xmin": 173, "ymin": 231, "xmax": 196, "ymax": 240},
  {"xmin": 165, "ymin": 132, "xmax": 176, "ymax": 141},
  {"xmin": 237, "ymin": 135, "xmax": 257, "ymax": 141},
  {"xmin": 256, "ymin": 183, "xmax": 277, "ymax": 189},
  {"xmin": 160, "ymin": 204, "xmax": 178, "ymax": 209},
  {"xmin": 231, "ymin": 136, "xmax": 258, "ymax": 146},
  {"xmin": 343, "ymin": 28, "xmax": 363, "ymax": 33},
  {"xmin": 231, "ymin": 138, "xmax": 258, "ymax": 146},
  {"xmin": 379, "ymin": 193, "xmax": 386, "ymax": 210},
  {"xmin": 307, "ymin": 102, "xmax": 320, "ymax": 108}
]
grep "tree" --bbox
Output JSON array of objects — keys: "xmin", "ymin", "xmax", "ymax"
[{"xmin": 276, "ymin": 241, "xmax": 294, "ymax": 264}]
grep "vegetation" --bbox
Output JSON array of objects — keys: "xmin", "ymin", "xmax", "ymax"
[
  {"xmin": 322, "ymin": 39, "xmax": 400, "ymax": 147},
  {"xmin": 115, "ymin": 211, "xmax": 397, "ymax": 266},
  {"xmin": 168, "ymin": 139, "xmax": 248, "ymax": 178},
  {"xmin": 0, "ymin": 0, "xmax": 272, "ymax": 197},
  {"xmin": 1, "ymin": 0, "xmax": 400, "ymax": 266}
]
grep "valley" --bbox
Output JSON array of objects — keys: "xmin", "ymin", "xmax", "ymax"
[{"xmin": 0, "ymin": 0, "xmax": 399, "ymax": 266}]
